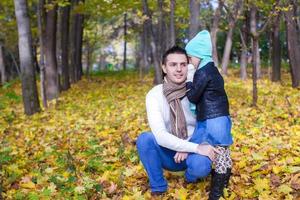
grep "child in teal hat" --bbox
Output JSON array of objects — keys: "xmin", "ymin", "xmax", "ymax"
[{"xmin": 185, "ymin": 30, "xmax": 233, "ymax": 200}]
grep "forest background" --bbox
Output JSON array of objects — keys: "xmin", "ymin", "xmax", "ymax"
[{"xmin": 0, "ymin": 0, "xmax": 300, "ymax": 199}]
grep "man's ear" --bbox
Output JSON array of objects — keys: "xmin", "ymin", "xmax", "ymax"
[{"xmin": 162, "ymin": 65, "xmax": 167, "ymax": 74}]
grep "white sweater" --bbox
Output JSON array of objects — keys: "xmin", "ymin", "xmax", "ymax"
[{"xmin": 146, "ymin": 84, "xmax": 198, "ymax": 153}]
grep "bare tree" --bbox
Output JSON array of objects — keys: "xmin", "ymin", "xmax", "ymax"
[
  {"xmin": 0, "ymin": 44, "xmax": 6, "ymax": 84},
  {"xmin": 14, "ymin": 0, "xmax": 40, "ymax": 115},
  {"xmin": 169, "ymin": 0, "xmax": 176, "ymax": 46},
  {"xmin": 239, "ymin": 20, "xmax": 249, "ymax": 80},
  {"xmin": 70, "ymin": 0, "xmax": 85, "ymax": 82},
  {"xmin": 271, "ymin": 3, "xmax": 281, "ymax": 82},
  {"xmin": 123, "ymin": 13, "xmax": 127, "ymax": 70},
  {"xmin": 189, "ymin": 0, "xmax": 200, "ymax": 39},
  {"xmin": 60, "ymin": 1, "xmax": 71, "ymax": 90},
  {"xmin": 284, "ymin": 0, "xmax": 300, "ymax": 87},
  {"xmin": 44, "ymin": 0, "xmax": 59, "ymax": 100},
  {"xmin": 250, "ymin": 6, "xmax": 258, "ymax": 106},
  {"xmin": 221, "ymin": 0, "xmax": 243, "ymax": 75},
  {"xmin": 157, "ymin": 0, "xmax": 164, "ymax": 56},
  {"xmin": 142, "ymin": 0, "xmax": 162, "ymax": 84},
  {"xmin": 210, "ymin": 0, "xmax": 224, "ymax": 67},
  {"xmin": 37, "ymin": 0, "xmax": 47, "ymax": 107},
  {"xmin": 249, "ymin": 1, "xmax": 278, "ymax": 105}
]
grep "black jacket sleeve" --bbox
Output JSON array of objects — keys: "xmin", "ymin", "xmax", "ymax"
[{"xmin": 186, "ymin": 70, "xmax": 208, "ymax": 104}]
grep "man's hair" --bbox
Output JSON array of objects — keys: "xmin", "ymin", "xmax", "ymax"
[{"xmin": 162, "ymin": 46, "xmax": 189, "ymax": 65}]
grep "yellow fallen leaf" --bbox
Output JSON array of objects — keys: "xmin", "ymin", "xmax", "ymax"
[
  {"xmin": 254, "ymin": 178, "xmax": 270, "ymax": 193},
  {"xmin": 20, "ymin": 181, "xmax": 36, "ymax": 189},
  {"xmin": 238, "ymin": 160, "xmax": 247, "ymax": 168},
  {"xmin": 74, "ymin": 186, "xmax": 85, "ymax": 194},
  {"xmin": 124, "ymin": 168, "xmax": 135, "ymax": 177},
  {"xmin": 176, "ymin": 188, "xmax": 188, "ymax": 200},
  {"xmin": 278, "ymin": 184, "xmax": 293, "ymax": 194},
  {"xmin": 272, "ymin": 166, "xmax": 282, "ymax": 174},
  {"xmin": 122, "ymin": 196, "xmax": 131, "ymax": 200}
]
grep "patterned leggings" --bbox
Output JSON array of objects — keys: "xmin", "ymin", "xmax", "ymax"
[{"xmin": 214, "ymin": 146, "xmax": 232, "ymax": 174}]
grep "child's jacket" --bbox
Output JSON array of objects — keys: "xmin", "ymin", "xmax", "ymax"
[{"xmin": 186, "ymin": 62, "xmax": 229, "ymax": 121}]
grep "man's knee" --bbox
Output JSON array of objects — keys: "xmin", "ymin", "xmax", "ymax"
[
  {"xmin": 136, "ymin": 132, "xmax": 156, "ymax": 151},
  {"xmin": 187, "ymin": 155, "xmax": 212, "ymax": 178}
]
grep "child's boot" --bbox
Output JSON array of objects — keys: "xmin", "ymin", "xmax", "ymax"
[
  {"xmin": 209, "ymin": 169, "xmax": 230, "ymax": 200},
  {"xmin": 224, "ymin": 168, "xmax": 231, "ymax": 188}
]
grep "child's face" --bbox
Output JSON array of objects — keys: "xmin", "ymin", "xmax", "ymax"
[
  {"xmin": 162, "ymin": 53, "xmax": 188, "ymax": 84},
  {"xmin": 188, "ymin": 56, "xmax": 200, "ymax": 69}
]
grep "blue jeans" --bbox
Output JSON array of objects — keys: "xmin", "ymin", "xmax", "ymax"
[
  {"xmin": 190, "ymin": 116, "xmax": 233, "ymax": 146},
  {"xmin": 136, "ymin": 132, "xmax": 212, "ymax": 192}
]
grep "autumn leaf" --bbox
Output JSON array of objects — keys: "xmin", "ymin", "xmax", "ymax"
[
  {"xmin": 278, "ymin": 184, "xmax": 293, "ymax": 195},
  {"xmin": 253, "ymin": 177, "xmax": 270, "ymax": 193},
  {"xmin": 1, "ymin": 71, "xmax": 299, "ymax": 199}
]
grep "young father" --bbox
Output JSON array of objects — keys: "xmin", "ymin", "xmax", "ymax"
[{"xmin": 136, "ymin": 46, "xmax": 219, "ymax": 197}]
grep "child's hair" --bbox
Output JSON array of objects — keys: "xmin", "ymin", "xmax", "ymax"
[{"xmin": 161, "ymin": 46, "xmax": 189, "ymax": 78}]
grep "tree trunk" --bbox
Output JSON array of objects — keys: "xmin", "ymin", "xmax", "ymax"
[
  {"xmin": 71, "ymin": 0, "xmax": 84, "ymax": 82},
  {"xmin": 221, "ymin": 0, "xmax": 242, "ymax": 75},
  {"xmin": 284, "ymin": 1, "xmax": 300, "ymax": 88},
  {"xmin": 169, "ymin": 0, "xmax": 175, "ymax": 46},
  {"xmin": 123, "ymin": 13, "xmax": 127, "ymax": 70},
  {"xmin": 221, "ymin": 25, "xmax": 234, "ymax": 75},
  {"xmin": 56, "ymin": 7, "xmax": 62, "ymax": 91},
  {"xmin": 32, "ymin": 43, "xmax": 40, "ymax": 74},
  {"xmin": 6, "ymin": 49, "xmax": 21, "ymax": 80},
  {"xmin": 239, "ymin": 27, "xmax": 248, "ymax": 80},
  {"xmin": 99, "ymin": 49, "xmax": 106, "ymax": 71},
  {"xmin": 157, "ymin": 0, "xmax": 163, "ymax": 56},
  {"xmin": 86, "ymin": 40, "xmax": 92, "ymax": 79},
  {"xmin": 44, "ymin": 1, "xmax": 59, "ymax": 101},
  {"xmin": 297, "ymin": 2, "xmax": 300, "ymax": 30},
  {"xmin": 60, "ymin": 2, "xmax": 71, "ymax": 90},
  {"xmin": 255, "ymin": 40, "xmax": 261, "ymax": 78},
  {"xmin": 189, "ymin": 0, "xmax": 200, "ymax": 39},
  {"xmin": 240, "ymin": 48, "xmax": 248, "ymax": 80},
  {"xmin": 37, "ymin": 0, "xmax": 47, "ymax": 107},
  {"xmin": 136, "ymin": 34, "xmax": 143, "ymax": 78},
  {"xmin": 142, "ymin": 0, "xmax": 162, "ymax": 84},
  {"xmin": 70, "ymin": 0, "xmax": 77, "ymax": 83},
  {"xmin": 271, "ymin": 11, "xmax": 281, "ymax": 82},
  {"xmin": 141, "ymin": 26, "xmax": 149, "ymax": 75},
  {"xmin": 0, "ymin": 45, "xmax": 7, "ymax": 84},
  {"xmin": 164, "ymin": 14, "xmax": 171, "ymax": 49},
  {"xmin": 76, "ymin": 0, "xmax": 84, "ymax": 80},
  {"xmin": 210, "ymin": 0, "xmax": 223, "ymax": 67},
  {"xmin": 250, "ymin": 6, "xmax": 258, "ymax": 106},
  {"xmin": 14, "ymin": 0, "xmax": 40, "ymax": 115}
]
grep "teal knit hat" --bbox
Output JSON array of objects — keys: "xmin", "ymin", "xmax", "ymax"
[{"xmin": 185, "ymin": 30, "xmax": 213, "ymax": 68}]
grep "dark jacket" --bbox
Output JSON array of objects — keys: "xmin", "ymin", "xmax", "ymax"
[{"xmin": 186, "ymin": 62, "xmax": 229, "ymax": 121}]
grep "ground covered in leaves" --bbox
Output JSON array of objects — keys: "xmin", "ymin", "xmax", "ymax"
[{"xmin": 0, "ymin": 71, "xmax": 300, "ymax": 199}]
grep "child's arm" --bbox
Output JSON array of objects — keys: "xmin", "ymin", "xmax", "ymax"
[
  {"xmin": 186, "ymin": 70, "xmax": 208, "ymax": 104},
  {"xmin": 186, "ymin": 64, "xmax": 196, "ymax": 82}
]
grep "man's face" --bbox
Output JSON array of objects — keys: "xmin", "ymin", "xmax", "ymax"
[{"xmin": 162, "ymin": 53, "xmax": 188, "ymax": 84}]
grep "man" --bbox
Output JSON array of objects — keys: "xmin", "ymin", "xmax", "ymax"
[{"xmin": 136, "ymin": 46, "xmax": 217, "ymax": 195}]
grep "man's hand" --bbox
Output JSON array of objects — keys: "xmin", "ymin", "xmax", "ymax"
[
  {"xmin": 195, "ymin": 144, "xmax": 220, "ymax": 161},
  {"xmin": 174, "ymin": 152, "xmax": 188, "ymax": 163}
]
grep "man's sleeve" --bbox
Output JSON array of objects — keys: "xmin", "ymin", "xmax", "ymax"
[{"xmin": 146, "ymin": 92, "xmax": 198, "ymax": 153}]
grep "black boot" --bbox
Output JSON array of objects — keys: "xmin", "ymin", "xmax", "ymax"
[
  {"xmin": 209, "ymin": 169, "xmax": 231, "ymax": 200},
  {"xmin": 224, "ymin": 168, "xmax": 232, "ymax": 188}
]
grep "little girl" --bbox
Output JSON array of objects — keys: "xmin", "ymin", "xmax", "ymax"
[{"xmin": 185, "ymin": 30, "xmax": 233, "ymax": 200}]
